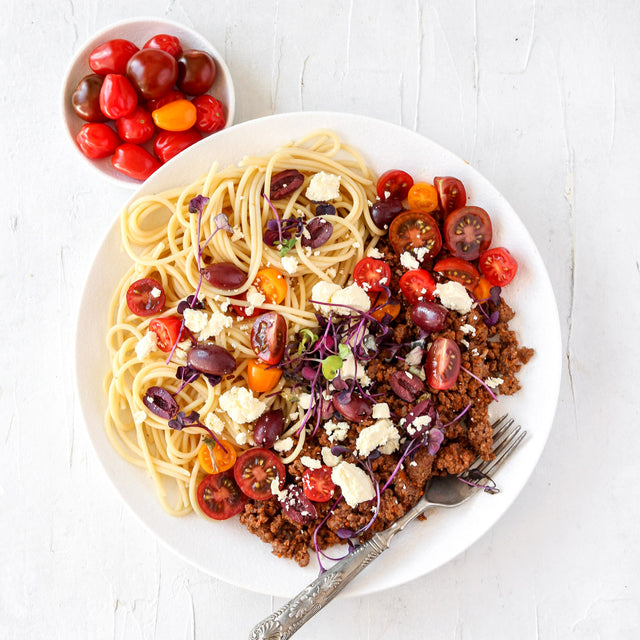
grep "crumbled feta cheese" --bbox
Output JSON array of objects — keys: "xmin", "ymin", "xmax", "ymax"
[
  {"xmin": 366, "ymin": 245, "xmax": 384, "ymax": 259},
  {"xmin": 133, "ymin": 410, "xmax": 146, "ymax": 426},
  {"xmin": 231, "ymin": 226, "xmax": 245, "ymax": 241},
  {"xmin": 460, "ymin": 338, "xmax": 469, "ymax": 348},
  {"xmin": 324, "ymin": 420, "xmax": 350, "ymax": 443},
  {"xmin": 235, "ymin": 432, "xmax": 248, "ymax": 445},
  {"xmin": 135, "ymin": 331, "xmax": 158, "ymax": 360},
  {"xmin": 339, "ymin": 354, "xmax": 370, "ymax": 384},
  {"xmin": 435, "ymin": 281, "xmax": 474, "ymax": 314},
  {"xmin": 203, "ymin": 412, "xmax": 225, "ymax": 434},
  {"xmin": 270, "ymin": 478, "xmax": 288, "ymax": 500},
  {"xmin": 274, "ymin": 437, "xmax": 294, "ymax": 452},
  {"xmin": 280, "ymin": 254, "xmax": 299, "ymax": 275},
  {"xmin": 321, "ymin": 446, "xmax": 342, "ymax": 467},
  {"xmin": 355, "ymin": 419, "xmax": 400, "ymax": 457},
  {"xmin": 305, "ymin": 171, "xmax": 341, "ymax": 201},
  {"xmin": 331, "ymin": 462, "xmax": 376, "ymax": 507},
  {"xmin": 352, "ymin": 241, "xmax": 361, "ymax": 249},
  {"xmin": 150, "ymin": 286, "xmax": 162, "ymax": 299},
  {"xmin": 485, "ymin": 376, "xmax": 504, "ymax": 388},
  {"xmin": 372, "ymin": 402, "xmax": 391, "ymax": 419},
  {"xmin": 298, "ymin": 393, "xmax": 312, "ymax": 410},
  {"xmin": 400, "ymin": 252, "xmax": 420, "ymax": 270},
  {"xmin": 460, "ymin": 323, "xmax": 476, "ymax": 335},
  {"xmin": 329, "ymin": 283, "xmax": 371, "ymax": 315},
  {"xmin": 310, "ymin": 281, "xmax": 342, "ymax": 313},
  {"xmin": 183, "ymin": 308, "xmax": 209, "ymax": 333},
  {"xmin": 414, "ymin": 246, "xmax": 429, "ymax": 262},
  {"xmin": 200, "ymin": 311, "xmax": 234, "ymax": 340},
  {"xmin": 406, "ymin": 414, "xmax": 431, "ymax": 437},
  {"xmin": 218, "ymin": 387, "xmax": 267, "ymax": 424},
  {"xmin": 245, "ymin": 286, "xmax": 266, "ymax": 315},
  {"xmin": 300, "ymin": 456, "xmax": 322, "ymax": 469},
  {"xmin": 219, "ymin": 299, "xmax": 230, "ymax": 312},
  {"xmin": 471, "ymin": 348, "xmax": 480, "ymax": 357}
]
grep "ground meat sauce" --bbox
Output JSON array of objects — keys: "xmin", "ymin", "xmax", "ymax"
[{"xmin": 239, "ymin": 238, "xmax": 533, "ymax": 566}]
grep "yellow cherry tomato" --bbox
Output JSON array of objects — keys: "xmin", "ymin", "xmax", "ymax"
[
  {"xmin": 152, "ymin": 99, "xmax": 197, "ymax": 132},
  {"xmin": 247, "ymin": 358, "xmax": 283, "ymax": 393},
  {"xmin": 198, "ymin": 438, "xmax": 237, "ymax": 474},
  {"xmin": 407, "ymin": 182, "xmax": 439, "ymax": 214},
  {"xmin": 254, "ymin": 268, "xmax": 288, "ymax": 304},
  {"xmin": 473, "ymin": 275, "xmax": 494, "ymax": 301}
]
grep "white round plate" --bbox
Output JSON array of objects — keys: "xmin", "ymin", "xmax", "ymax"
[
  {"xmin": 61, "ymin": 16, "xmax": 235, "ymax": 188},
  {"xmin": 75, "ymin": 111, "xmax": 562, "ymax": 597}
]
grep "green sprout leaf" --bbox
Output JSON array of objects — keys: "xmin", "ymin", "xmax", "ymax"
[{"xmin": 322, "ymin": 355, "xmax": 344, "ymax": 381}]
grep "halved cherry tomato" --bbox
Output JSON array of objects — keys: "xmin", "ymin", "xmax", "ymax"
[
  {"xmin": 99, "ymin": 73, "xmax": 138, "ymax": 119},
  {"xmin": 254, "ymin": 268, "xmax": 287, "ymax": 304},
  {"xmin": 230, "ymin": 291, "xmax": 262, "ymax": 318},
  {"xmin": 368, "ymin": 290, "xmax": 401, "ymax": 322},
  {"xmin": 89, "ymin": 39, "xmax": 139, "ymax": 75},
  {"xmin": 149, "ymin": 316, "xmax": 183, "ymax": 351},
  {"xmin": 443, "ymin": 206, "xmax": 492, "ymax": 261},
  {"xmin": 143, "ymin": 34, "xmax": 183, "ymax": 58},
  {"xmin": 472, "ymin": 275, "xmax": 494, "ymax": 301},
  {"xmin": 434, "ymin": 177, "xmax": 467, "ymax": 216},
  {"xmin": 192, "ymin": 95, "xmax": 226, "ymax": 133},
  {"xmin": 247, "ymin": 359, "xmax": 283, "ymax": 393},
  {"xmin": 126, "ymin": 277, "xmax": 165, "ymax": 316},
  {"xmin": 376, "ymin": 169, "xmax": 414, "ymax": 201},
  {"xmin": 153, "ymin": 129, "xmax": 201, "ymax": 164},
  {"xmin": 76, "ymin": 123, "xmax": 120, "ymax": 159},
  {"xmin": 197, "ymin": 470, "xmax": 247, "ymax": 520},
  {"xmin": 302, "ymin": 465, "xmax": 335, "ymax": 502},
  {"xmin": 399, "ymin": 269, "xmax": 436, "ymax": 305},
  {"xmin": 407, "ymin": 182, "xmax": 438, "ymax": 214},
  {"xmin": 433, "ymin": 257, "xmax": 480, "ymax": 290},
  {"xmin": 115, "ymin": 106, "xmax": 155, "ymax": 144},
  {"xmin": 479, "ymin": 247, "xmax": 518, "ymax": 286},
  {"xmin": 146, "ymin": 89, "xmax": 186, "ymax": 112},
  {"xmin": 426, "ymin": 337, "xmax": 461, "ymax": 391},
  {"xmin": 152, "ymin": 99, "xmax": 197, "ymax": 131},
  {"xmin": 353, "ymin": 258, "xmax": 391, "ymax": 293},
  {"xmin": 112, "ymin": 143, "xmax": 160, "ymax": 180},
  {"xmin": 388, "ymin": 211, "xmax": 442, "ymax": 258},
  {"xmin": 251, "ymin": 312, "xmax": 287, "ymax": 365},
  {"xmin": 234, "ymin": 448, "xmax": 285, "ymax": 500},
  {"xmin": 198, "ymin": 438, "xmax": 237, "ymax": 474}
]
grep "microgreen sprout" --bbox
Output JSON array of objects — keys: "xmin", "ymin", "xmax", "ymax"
[{"xmin": 168, "ymin": 410, "xmax": 228, "ymax": 453}]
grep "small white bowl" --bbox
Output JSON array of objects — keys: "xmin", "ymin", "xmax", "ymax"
[{"xmin": 61, "ymin": 17, "xmax": 236, "ymax": 188}]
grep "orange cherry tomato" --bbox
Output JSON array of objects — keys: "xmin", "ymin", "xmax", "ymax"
[
  {"xmin": 152, "ymin": 99, "xmax": 197, "ymax": 131},
  {"xmin": 247, "ymin": 358, "xmax": 283, "ymax": 393},
  {"xmin": 198, "ymin": 438, "xmax": 237, "ymax": 474},
  {"xmin": 472, "ymin": 275, "xmax": 494, "ymax": 301},
  {"xmin": 254, "ymin": 268, "xmax": 288, "ymax": 304},
  {"xmin": 407, "ymin": 182, "xmax": 438, "ymax": 214},
  {"xmin": 368, "ymin": 290, "xmax": 401, "ymax": 322}
]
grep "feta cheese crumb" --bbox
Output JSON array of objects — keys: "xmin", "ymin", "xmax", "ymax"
[
  {"xmin": 298, "ymin": 393, "xmax": 312, "ymax": 410},
  {"xmin": 366, "ymin": 245, "xmax": 384, "ymax": 259},
  {"xmin": 485, "ymin": 376, "xmax": 504, "ymax": 388},
  {"xmin": 218, "ymin": 387, "xmax": 267, "ymax": 424},
  {"xmin": 406, "ymin": 414, "xmax": 431, "ymax": 436},
  {"xmin": 150, "ymin": 286, "xmax": 162, "ymax": 299},
  {"xmin": 435, "ymin": 281, "xmax": 475, "ymax": 314},
  {"xmin": 300, "ymin": 456, "xmax": 322, "ymax": 469},
  {"xmin": 321, "ymin": 446, "xmax": 342, "ymax": 467},
  {"xmin": 183, "ymin": 308, "xmax": 210, "ymax": 334},
  {"xmin": 270, "ymin": 478, "xmax": 288, "ymax": 500},
  {"xmin": 200, "ymin": 310, "xmax": 234, "ymax": 340},
  {"xmin": 203, "ymin": 412, "xmax": 225, "ymax": 434},
  {"xmin": 356, "ymin": 419, "xmax": 400, "ymax": 457},
  {"xmin": 324, "ymin": 420, "xmax": 350, "ymax": 443},
  {"xmin": 460, "ymin": 323, "xmax": 476, "ymax": 335},
  {"xmin": 274, "ymin": 437, "xmax": 294, "ymax": 452},
  {"xmin": 331, "ymin": 462, "xmax": 376, "ymax": 507},
  {"xmin": 133, "ymin": 410, "xmax": 146, "ymax": 426},
  {"xmin": 235, "ymin": 432, "xmax": 248, "ymax": 445},
  {"xmin": 245, "ymin": 286, "xmax": 266, "ymax": 315},
  {"xmin": 329, "ymin": 283, "xmax": 371, "ymax": 315},
  {"xmin": 414, "ymin": 246, "xmax": 429, "ymax": 262},
  {"xmin": 400, "ymin": 251, "xmax": 420, "ymax": 270},
  {"xmin": 231, "ymin": 226, "xmax": 245, "ymax": 241},
  {"xmin": 281, "ymin": 254, "xmax": 299, "ymax": 275},
  {"xmin": 135, "ymin": 331, "xmax": 158, "ymax": 360},
  {"xmin": 372, "ymin": 402, "xmax": 391, "ymax": 419},
  {"xmin": 310, "ymin": 281, "xmax": 342, "ymax": 313},
  {"xmin": 305, "ymin": 171, "xmax": 341, "ymax": 201}
]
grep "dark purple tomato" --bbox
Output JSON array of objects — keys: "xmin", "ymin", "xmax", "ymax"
[
  {"xmin": 71, "ymin": 74, "xmax": 107, "ymax": 122},
  {"xmin": 250, "ymin": 312, "xmax": 287, "ymax": 365},
  {"xmin": 176, "ymin": 50, "xmax": 217, "ymax": 95},
  {"xmin": 126, "ymin": 49, "xmax": 178, "ymax": 100}
]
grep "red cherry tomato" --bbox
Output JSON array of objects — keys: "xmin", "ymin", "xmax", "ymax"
[
  {"xmin": 192, "ymin": 95, "xmax": 226, "ymax": 133},
  {"xmin": 197, "ymin": 471, "xmax": 247, "ymax": 520},
  {"xmin": 434, "ymin": 177, "xmax": 467, "ymax": 217},
  {"xmin": 426, "ymin": 337, "xmax": 461, "ymax": 391},
  {"xmin": 126, "ymin": 277, "xmax": 165, "ymax": 316},
  {"xmin": 302, "ymin": 465, "xmax": 335, "ymax": 503},
  {"xmin": 149, "ymin": 316, "xmax": 183, "ymax": 351},
  {"xmin": 433, "ymin": 257, "xmax": 480, "ymax": 289},
  {"xmin": 153, "ymin": 129, "xmax": 201, "ymax": 164},
  {"xmin": 126, "ymin": 49, "xmax": 178, "ymax": 100},
  {"xmin": 99, "ymin": 74, "xmax": 138, "ymax": 119},
  {"xmin": 71, "ymin": 74, "xmax": 107, "ymax": 122},
  {"xmin": 112, "ymin": 144, "xmax": 160, "ymax": 180},
  {"xmin": 353, "ymin": 258, "xmax": 392, "ymax": 294},
  {"xmin": 388, "ymin": 211, "xmax": 442, "ymax": 258},
  {"xmin": 146, "ymin": 89, "xmax": 186, "ymax": 112},
  {"xmin": 250, "ymin": 312, "xmax": 287, "ymax": 365},
  {"xmin": 88, "ymin": 39, "xmax": 139, "ymax": 75},
  {"xmin": 443, "ymin": 206, "xmax": 492, "ymax": 261},
  {"xmin": 177, "ymin": 50, "xmax": 217, "ymax": 95},
  {"xmin": 399, "ymin": 269, "xmax": 436, "ymax": 305},
  {"xmin": 75, "ymin": 123, "xmax": 120, "ymax": 159},
  {"xmin": 376, "ymin": 169, "xmax": 414, "ymax": 201},
  {"xmin": 478, "ymin": 247, "xmax": 518, "ymax": 286},
  {"xmin": 229, "ymin": 291, "xmax": 261, "ymax": 318},
  {"xmin": 115, "ymin": 106, "xmax": 155, "ymax": 144},
  {"xmin": 234, "ymin": 448, "xmax": 286, "ymax": 500},
  {"xmin": 143, "ymin": 34, "xmax": 183, "ymax": 58}
]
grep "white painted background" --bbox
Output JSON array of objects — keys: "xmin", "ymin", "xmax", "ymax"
[{"xmin": 1, "ymin": 1, "xmax": 638, "ymax": 638}]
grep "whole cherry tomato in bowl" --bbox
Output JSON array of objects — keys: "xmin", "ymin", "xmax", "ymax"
[
  {"xmin": 126, "ymin": 48, "xmax": 178, "ymax": 100},
  {"xmin": 76, "ymin": 123, "xmax": 120, "ymax": 159},
  {"xmin": 115, "ymin": 106, "xmax": 155, "ymax": 144},
  {"xmin": 153, "ymin": 129, "xmax": 201, "ymax": 163},
  {"xmin": 192, "ymin": 95, "xmax": 226, "ymax": 133},
  {"xmin": 143, "ymin": 34, "xmax": 183, "ymax": 58},
  {"xmin": 111, "ymin": 143, "xmax": 160, "ymax": 180}
]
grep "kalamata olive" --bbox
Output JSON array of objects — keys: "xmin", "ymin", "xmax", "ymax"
[
  {"xmin": 251, "ymin": 312, "xmax": 287, "ymax": 365},
  {"xmin": 389, "ymin": 370, "xmax": 425, "ymax": 402},
  {"xmin": 71, "ymin": 74, "xmax": 107, "ymax": 122},
  {"xmin": 315, "ymin": 204, "xmax": 335, "ymax": 216},
  {"xmin": 370, "ymin": 198, "xmax": 404, "ymax": 229},
  {"xmin": 187, "ymin": 344, "xmax": 236, "ymax": 375},
  {"xmin": 411, "ymin": 301, "xmax": 449, "ymax": 332},
  {"xmin": 253, "ymin": 409, "xmax": 285, "ymax": 448},
  {"xmin": 279, "ymin": 484, "xmax": 318, "ymax": 525},
  {"xmin": 332, "ymin": 392, "xmax": 372, "ymax": 423},
  {"xmin": 143, "ymin": 386, "xmax": 179, "ymax": 419},
  {"xmin": 301, "ymin": 217, "xmax": 333, "ymax": 248},
  {"xmin": 201, "ymin": 262, "xmax": 248, "ymax": 290},
  {"xmin": 404, "ymin": 398, "xmax": 439, "ymax": 437},
  {"xmin": 268, "ymin": 169, "xmax": 304, "ymax": 199}
]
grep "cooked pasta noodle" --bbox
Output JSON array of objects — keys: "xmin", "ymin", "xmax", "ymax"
[{"xmin": 105, "ymin": 130, "xmax": 380, "ymax": 517}]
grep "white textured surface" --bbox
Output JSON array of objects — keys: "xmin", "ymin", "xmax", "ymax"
[{"xmin": 1, "ymin": 1, "xmax": 638, "ymax": 639}]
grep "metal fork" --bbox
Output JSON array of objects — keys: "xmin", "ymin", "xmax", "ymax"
[{"xmin": 249, "ymin": 415, "xmax": 526, "ymax": 640}]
